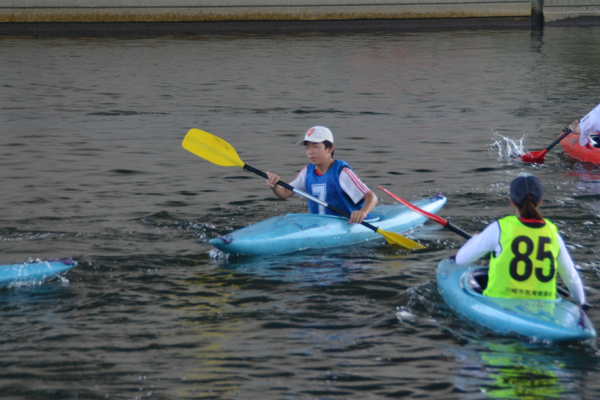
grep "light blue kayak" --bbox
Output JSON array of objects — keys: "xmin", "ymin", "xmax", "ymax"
[
  {"xmin": 0, "ymin": 259, "xmax": 78, "ymax": 285},
  {"xmin": 210, "ymin": 195, "xmax": 447, "ymax": 255},
  {"xmin": 437, "ymin": 258, "xmax": 596, "ymax": 342}
]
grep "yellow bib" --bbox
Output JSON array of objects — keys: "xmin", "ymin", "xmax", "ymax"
[{"xmin": 485, "ymin": 216, "xmax": 560, "ymax": 300}]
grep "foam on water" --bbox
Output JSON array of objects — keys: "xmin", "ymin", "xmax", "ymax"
[
  {"xmin": 208, "ymin": 248, "xmax": 230, "ymax": 260},
  {"xmin": 490, "ymin": 132, "xmax": 527, "ymax": 159},
  {"xmin": 396, "ymin": 306, "xmax": 418, "ymax": 323}
]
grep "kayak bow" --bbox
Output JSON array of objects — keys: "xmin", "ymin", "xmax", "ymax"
[{"xmin": 0, "ymin": 259, "xmax": 77, "ymax": 285}]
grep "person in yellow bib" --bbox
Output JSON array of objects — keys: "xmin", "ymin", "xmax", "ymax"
[{"xmin": 455, "ymin": 174, "xmax": 586, "ymax": 305}]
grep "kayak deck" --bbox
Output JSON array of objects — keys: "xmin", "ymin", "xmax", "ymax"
[
  {"xmin": 560, "ymin": 131, "xmax": 600, "ymax": 164},
  {"xmin": 437, "ymin": 258, "xmax": 596, "ymax": 342},
  {"xmin": 210, "ymin": 195, "xmax": 446, "ymax": 255},
  {"xmin": 0, "ymin": 259, "xmax": 78, "ymax": 286}
]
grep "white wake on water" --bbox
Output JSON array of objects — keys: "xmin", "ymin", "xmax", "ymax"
[
  {"xmin": 489, "ymin": 132, "xmax": 527, "ymax": 159},
  {"xmin": 209, "ymin": 249, "xmax": 230, "ymax": 260}
]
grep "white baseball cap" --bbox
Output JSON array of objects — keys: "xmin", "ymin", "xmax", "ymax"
[{"xmin": 296, "ymin": 126, "xmax": 334, "ymax": 146}]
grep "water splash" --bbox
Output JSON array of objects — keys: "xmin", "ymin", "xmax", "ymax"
[
  {"xmin": 396, "ymin": 306, "xmax": 418, "ymax": 323},
  {"xmin": 208, "ymin": 249, "xmax": 230, "ymax": 260},
  {"xmin": 490, "ymin": 132, "xmax": 526, "ymax": 159},
  {"xmin": 56, "ymin": 274, "xmax": 70, "ymax": 285}
]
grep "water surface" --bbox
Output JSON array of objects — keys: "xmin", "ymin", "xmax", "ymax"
[{"xmin": 1, "ymin": 27, "xmax": 600, "ymax": 399}]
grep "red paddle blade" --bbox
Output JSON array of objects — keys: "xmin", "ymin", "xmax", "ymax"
[{"xmin": 518, "ymin": 149, "xmax": 547, "ymax": 163}]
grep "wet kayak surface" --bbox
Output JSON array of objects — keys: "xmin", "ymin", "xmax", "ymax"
[
  {"xmin": 436, "ymin": 258, "xmax": 596, "ymax": 342},
  {"xmin": 210, "ymin": 197, "xmax": 446, "ymax": 255}
]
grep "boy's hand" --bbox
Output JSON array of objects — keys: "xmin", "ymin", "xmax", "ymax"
[
  {"xmin": 350, "ymin": 210, "xmax": 367, "ymax": 224},
  {"xmin": 266, "ymin": 172, "xmax": 294, "ymax": 200},
  {"xmin": 569, "ymin": 120, "xmax": 581, "ymax": 135},
  {"xmin": 266, "ymin": 172, "xmax": 281, "ymax": 189}
]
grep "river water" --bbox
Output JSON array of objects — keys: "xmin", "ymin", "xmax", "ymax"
[{"xmin": 1, "ymin": 26, "xmax": 600, "ymax": 399}]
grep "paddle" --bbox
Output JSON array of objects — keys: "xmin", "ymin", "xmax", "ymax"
[
  {"xmin": 518, "ymin": 128, "xmax": 572, "ymax": 164},
  {"xmin": 379, "ymin": 186, "xmax": 471, "ymax": 240},
  {"xmin": 378, "ymin": 185, "xmax": 591, "ymax": 308},
  {"xmin": 182, "ymin": 128, "xmax": 425, "ymax": 250}
]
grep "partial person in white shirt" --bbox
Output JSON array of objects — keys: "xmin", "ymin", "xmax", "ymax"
[
  {"xmin": 455, "ymin": 174, "xmax": 586, "ymax": 306},
  {"xmin": 570, "ymin": 102, "xmax": 600, "ymax": 148}
]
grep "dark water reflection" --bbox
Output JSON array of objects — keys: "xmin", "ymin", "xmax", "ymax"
[{"xmin": 1, "ymin": 27, "xmax": 600, "ymax": 398}]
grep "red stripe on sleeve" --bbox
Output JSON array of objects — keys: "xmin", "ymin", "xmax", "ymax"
[{"xmin": 342, "ymin": 167, "xmax": 369, "ymax": 194}]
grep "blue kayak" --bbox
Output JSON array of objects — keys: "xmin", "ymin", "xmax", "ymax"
[
  {"xmin": 0, "ymin": 259, "xmax": 78, "ymax": 286},
  {"xmin": 210, "ymin": 195, "xmax": 447, "ymax": 255},
  {"xmin": 437, "ymin": 258, "xmax": 596, "ymax": 342}
]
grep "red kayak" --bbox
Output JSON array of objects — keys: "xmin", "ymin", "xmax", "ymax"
[{"xmin": 560, "ymin": 131, "xmax": 600, "ymax": 164}]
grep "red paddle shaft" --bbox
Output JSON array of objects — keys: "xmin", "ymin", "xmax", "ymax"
[{"xmin": 378, "ymin": 186, "xmax": 471, "ymax": 240}]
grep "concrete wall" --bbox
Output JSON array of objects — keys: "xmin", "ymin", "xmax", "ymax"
[
  {"xmin": 0, "ymin": 0, "xmax": 598, "ymax": 31},
  {"xmin": 544, "ymin": 0, "xmax": 600, "ymax": 23},
  {"xmin": 0, "ymin": 0, "xmax": 532, "ymax": 22}
]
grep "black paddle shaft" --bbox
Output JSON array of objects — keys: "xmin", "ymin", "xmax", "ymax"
[
  {"xmin": 544, "ymin": 128, "xmax": 572, "ymax": 152},
  {"xmin": 445, "ymin": 222, "xmax": 472, "ymax": 240}
]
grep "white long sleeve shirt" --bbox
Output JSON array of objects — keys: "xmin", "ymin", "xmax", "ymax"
[
  {"xmin": 579, "ymin": 102, "xmax": 600, "ymax": 147},
  {"xmin": 455, "ymin": 221, "xmax": 586, "ymax": 305}
]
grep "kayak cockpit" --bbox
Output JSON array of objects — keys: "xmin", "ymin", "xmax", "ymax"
[
  {"xmin": 437, "ymin": 259, "xmax": 596, "ymax": 341},
  {"xmin": 466, "ymin": 267, "xmax": 488, "ymax": 295},
  {"xmin": 364, "ymin": 215, "xmax": 381, "ymax": 223},
  {"xmin": 462, "ymin": 266, "xmax": 563, "ymax": 302}
]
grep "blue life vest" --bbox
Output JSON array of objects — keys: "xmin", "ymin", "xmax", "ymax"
[{"xmin": 304, "ymin": 160, "xmax": 371, "ymax": 218}]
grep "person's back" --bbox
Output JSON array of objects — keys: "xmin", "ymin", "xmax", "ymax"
[
  {"xmin": 455, "ymin": 174, "xmax": 586, "ymax": 305},
  {"xmin": 485, "ymin": 214, "xmax": 559, "ymax": 300}
]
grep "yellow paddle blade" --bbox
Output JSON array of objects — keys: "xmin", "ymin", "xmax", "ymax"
[
  {"xmin": 182, "ymin": 128, "xmax": 245, "ymax": 168},
  {"xmin": 378, "ymin": 228, "xmax": 426, "ymax": 250}
]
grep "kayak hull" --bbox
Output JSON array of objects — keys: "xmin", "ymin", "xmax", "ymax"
[
  {"xmin": 210, "ymin": 195, "xmax": 447, "ymax": 255},
  {"xmin": 0, "ymin": 259, "xmax": 78, "ymax": 285},
  {"xmin": 437, "ymin": 258, "xmax": 596, "ymax": 342},
  {"xmin": 560, "ymin": 131, "xmax": 600, "ymax": 164}
]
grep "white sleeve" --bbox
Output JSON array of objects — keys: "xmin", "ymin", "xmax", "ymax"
[
  {"xmin": 455, "ymin": 222, "xmax": 501, "ymax": 265},
  {"xmin": 579, "ymin": 103, "xmax": 600, "ymax": 147},
  {"xmin": 339, "ymin": 167, "xmax": 371, "ymax": 204},
  {"xmin": 556, "ymin": 234, "xmax": 586, "ymax": 305},
  {"xmin": 289, "ymin": 166, "xmax": 307, "ymax": 192}
]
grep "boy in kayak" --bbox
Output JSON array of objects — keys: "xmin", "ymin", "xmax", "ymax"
[
  {"xmin": 455, "ymin": 174, "xmax": 586, "ymax": 306},
  {"xmin": 266, "ymin": 126, "xmax": 377, "ymax": 224},
  {"xmin": 569, "ymin": 102, "xmax": 600, "ymax": 149}
]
